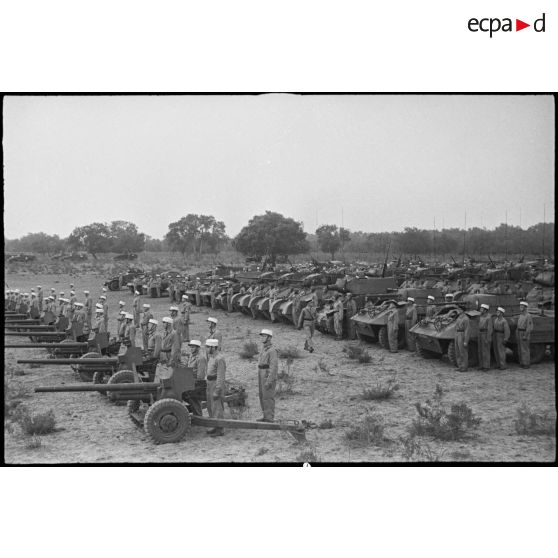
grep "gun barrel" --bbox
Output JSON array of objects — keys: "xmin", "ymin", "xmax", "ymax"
[
  {"xmin": 5, "ymin": 331, "xmax": 68, "ymax": 337},
  {"xmin": 5, "ymin": 325, "xmax": 56, "ymax": 330},
  {"xmin": 4, "ymin": 319, "xmax": 42, "ymax": 324},
  {"xmin": 5, "ymin": 343, "xmax": 88, "ymax": 349},
  {"xmin": 35, "ymin": 382, "xmax": 159, "ymax": 393},
  {"xmin": 17, "ymin": 358, "xmax": 118, "ymax": 365}
]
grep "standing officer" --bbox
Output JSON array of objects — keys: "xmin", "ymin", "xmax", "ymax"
[
  {"xmin": 141, "ymin": 303, "xmax": 153, "ymax": 350},
  {"xmin": 117, "ymin": 310, "xmax": 127, "ymax": 341},
  {"xmin": 92, "ymin": 305, "xmax": 107, "ymax": 334},
  {"xmin": 298, "ymin": 299, "xmax": 316, "ymax": 353},
  {"xmin": 257, "ymin": 329, "xmax": 278, "ymax": 422},
  {"xmin": 187, "ymin": 340, "xmax": 207, "ymax": 380},
  {"xmin": 454, "ymin": 307, "xmax": 470, "ymax": 372},
  {"xmin": 292, "ymin": 289, "xmax": 302, "ymax": 327},
  {"xmin": 123, "ymin": 313, "xmax": 137, "ymax": 347},
  {"xmin": 99, "ymin": 295, "xmax": 109, "ymax": 332},
  {"xmin": 477, "ymin": 303, "xmax": 493, "ymax": 371},
  {"xmin": 404, "ymin": 297, "xmax": 418, "ymax": 351},
  {"xmin": 179, "ymin": 295, "xmax": 191, "ymax": 343},
  {"xmin": 133, "ymin": 290, "xmax": 141, "ymax": 326},
  {"xmin": 147, "ymin": 319, "xmax": 162, "ymax": 358},
  {"xmin": 333, "ymin": 294, "xmax": 344, "ymax": 340},
  {"xmin": 426, "ymin": 295, "xmax": 436, "ymax": 319},
  {"xmin": 168, "ymin": 278, "xmax": 176, "ymax": 304},
  {"xmin": 73, "ymin": 302, "xmax": 87, "ymax": 342},
  {"xmin": 493, "ymin": 307, "xmax": 510, "ymax": 370},
  {"xmin": 516, "ymin": 301, "xmax": 534, "ymax": 368},
  {"xmin": 169, "ymin": 306, "xmax": 183, "ymax": 347},
  {"xmin": 160, "ymin": 317, "xmax": 181, "ymax": 365},
  {"xmin": 386, "ymin": 301, "xmax": 399, "ymax": 353},
  {"xmin": 207, "ymin": 317, "xmax": 223, "ymax": 350},
  {"xmin": 83, "ymin": 290, "xmax": 93, "ymax": 328},
  {"xmin": 37, "ymin": 286, "xmax": 44, "ymax": 312},
  {"xmin": 205, "ymin": 339, "xmax": 226, "ymax": 437},
  {"xmin": 345, "ymin": 293, "xmax": 358, "ymax": 340},
  {"xmin": 227, "ymin": 282, "xmax": 234, "ymax": 313}
]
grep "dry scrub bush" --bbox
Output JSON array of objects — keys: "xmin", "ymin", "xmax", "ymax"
[
  {"xmin": 13, "ymin": 405, "xmax": 56, "ymax": 435},
  {"xmin": 239, "ymin": 341, "xmax": 259, "ymax": 360},
  {"xmin": 277, "ymin": 367, "xmax": 295, "ymax": 396},
  {"xmin": 399, "ymin": 434, "xmax": 445, "ymax": 462},
  {"xmin": 410, "ymin": 384, "xmax": 481, "ymax": 441},
  {"xmin": 296, "ymin": 445, "xmax": 320, "ymax": 463},
  {"xmin": 318, "ymin": 419, "xmax": 334, "ymax": 429},
  {"xmin": 25, "ymin": 436, "xmax": 43, "ymax": 450},
  {"xmin": 345, "ymin": 414, "xmax": 389, "ymax": 447},
  {"xmin": 362, "ymin": 378, "xmax": 400, "ymax": 401},
  {"xmin": 343, "ymin": 344, "xmax": 372, "ymax": 363},
  {"xmin": 277, "ymin": 346, "xmax": 303, "ymax": 359},
  {"xmin": 513, "ymin": 403, "xmax": 556, "ymax": 436}
]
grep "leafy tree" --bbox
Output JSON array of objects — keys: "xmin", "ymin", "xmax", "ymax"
[
  {"xmin": 68, "ymin": 223, "xmax": 112, "ymax": 259},
  {"xmin": 109, "ymin": 220, "xmax": 146, "ymax": 253},
  {"xmin": 234, "ymin": 211, "xmax": 308, "ymax": 264},
  {"xmin": 166, "ymin": 214, "xmax": 227, "ymax": 258},
  {"xmin": 315, "ymin": 225, "xmax": 341, "ymax": 259},
  {"xmin": 16, "ymin": 232, "xmax": 65, "ymax": 255}
]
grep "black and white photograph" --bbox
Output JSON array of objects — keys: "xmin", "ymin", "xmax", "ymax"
[{"xmin": 3, "ymin": 93, "xmax": 555, "ymax": 464}]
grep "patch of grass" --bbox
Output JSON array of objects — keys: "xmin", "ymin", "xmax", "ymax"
[
  {"xmin": 318, "ymin": 419, "xmax": 334, "ymax": 429},
  {"xmin": 313, "ymin": 358, "xmax": 333, "ymax": 375},
  {"xmin": 277, "ymin": 346, "xmax": 303, "ymax": 359},
  {"xmin": 361, "ymin": 378, "xmax": 400, "ymax": 401},
  {"xmin": 345, "ymin": 414, "xmax": 389, "ymax": 447},
  {"xmin": 343, "ymin": 343, "xmax": 372, "ymax": 364},
  {"xmin": 399, "ymin": 434, "xmax": 445, "ymax": 462},
  {"xmin": 358, "ymin": 350, "xmax": 372, "ymax": 363},
  {"xmin": 513, "ymin": 403, "xmax": 556, "ymax": 436},
  {"xmin": 13, "ymin": 405, "xmax": 56, "ymax": 435},
  {"xmin": 25, "ymin": 436, "xmax": 43, "ymax": 450},
  {"xmin": 277, "ymin": 368, "xmax": 295, "ymax": 396},
  {"xmin": 296, "ymin": 445, "xmax": 320, "ymax": 463},
  {"xmin": 239, "ymin": 340, "xmax": 259, "ymax": 360},
  {"xmin": 410, "ymin": 384, "xmax": 481, "ymax": 441}
]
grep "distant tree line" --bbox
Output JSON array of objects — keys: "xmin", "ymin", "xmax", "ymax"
[{"xmin": 5, "ymin": 214, "xmax": 554, "ymax": 261}]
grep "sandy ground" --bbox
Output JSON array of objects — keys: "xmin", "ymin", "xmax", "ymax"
[{"xmin": 4, "ymin": 272, "xmax": 556, "ymax": 463}]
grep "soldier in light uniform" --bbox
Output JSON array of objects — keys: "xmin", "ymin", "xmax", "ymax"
[
  {"xmin": 123, "ymin": 313, "xmax": 137, "ymax": 347},
  {"xmin": 29, "ymin": 292, "xmax": 40, "ymax": 319},
  {"xmin": 168, "ymin": 278, "xmax": 176, "ymax": 304},
  {"xmin": 333, "ymin": 294, "xmax": 344, "ymax": 340},
  {"xmin": 169, "ymin": 306, "xmax": 183, "ymax": 347},
  {"xmin": 205, "ymin": 339, "xmax": 226, "ymax": 437},
  {"xmin": 117, "ymin": 310, "xmax": 127, "ymax": 341},
  {"xmin": 99, "ymin": 295, "xmax": 109, "ymax": 332},
  {"xmin": 477, "ymin": 303, "xmax": 493, "ymax": 371},
  {"xmin": 298, "ymin": 299, "xmax": 316, "ymax": 353},
  {"xmin": 404, "ymin": 297, "xmax": 418, "ymax": 351},
  {"xmin": 516, "ymin": 301, "xmax": 534, "ymax": 368},
  {"xmin": 92, "ymin": 305, "xmax": 107, "ymax": 334},
  {"xmin": 179, "ymin": 295, "xmax": 191, "ymax": 343},
  {"xmin": 69, "ymin": 290, "xmax": 77, "ymax": 306},
  {"xmin": 345, "ymin": 293, "xmax": 358, "ymax": 340},
  {"xmin": 292, "ymin": 290, "xmax": 302, "ymax": 327},
  {"xmin": 160, "ymin": 317, "xmax": 181, "ymax": 365},
  {"xmin": 37, "ymin": 286, "xmax": 44, "ymax": 312},
  {"xmin": 493, "ymin": 306, "xmax": 510, "ymax": 370},
  {"xmin": 132, "ymin": 290, "xmax": 141, "ymax": 326},
  {"xmin": 454, "ymin": 307, "xmax": 470, "ymax": 372},
  {"xmin": 206, "ymin": 317, "xmax": 223, "ymax": 350},
  {"xmin": 257, "ymin": 329, "xmax": 278, "ymax": 422},
  {"xmin": 386, "ymin": 301, "xmax": 399, "ymax": 353},
  {"xmin": 227, "ymin": 282, "xmax": 234, "ymax": 313},
  {"xmin": 443, "ymin": 293, "xmax": 454, "ymax": 309},
  {"xmin": 187, "ymin": 340, "xmax": 207, "ymax": 380},
  {"xmin": 141, "ymin": 303, "xmax": 153, "ymax": 351},
  {"xmin": 147, "ymin": 319, "xmax": 162, "ymax": 358},
  {"xmin": 83, "ymin": 290, "xmax": 93, "ymax": 328},
  {"xmin": 426, "ymin": 295, "xmax": 436, "ymax": 319},
  {"xmin": 72, "ymin": 302, "xmax": 87, "ymax": 341}
]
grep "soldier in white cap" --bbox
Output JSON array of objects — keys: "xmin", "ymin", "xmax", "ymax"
[
  {"xmin": 147, "ymin": 319, "xmax": 162, "ymax": 358},
  {"xmin": 92, "ymin": 305, "xmax": 107, "ymax": 334},
  {"xmin": 72, "ymin": 302, "xmax": 87, "ymax": 341},
  {"xmin": 206, "ymin": 317, "xmax": 222, "ymax": 350},
  {"xmin": 29, "ymin": 292, "xmax": 40, "ymax": 319},
  {"xmin": 37, "ymin": 286, "xmax": 44, "ymax": 312},
  {"xmin": 205, "ymin": 338, "xmax": 226, "ymax": 436},
  {"xmin": 122, "ymin": 313, "xmax": 136, "ymax": 347},
  {"xmin": 160, "ymin": 317, "xmax": 181, "ymax": 365},
  {"xmin": 194, "ymin": 278, "xmax": 202, "ymax": 307},
  {"xmin": 179, "ymin": 295, "xmax": 191, "ymax": 343},
  {"xmin": 386, "ymin": 301, "xmax": 400, "ymax": 353},
  {"xmin": 345, "ymin": 293, "xmax": 358, "ymax": 340},
  {"xmin": 226, "ymin": 282, "xmax": 235, "ymax": 313},
  {"xmin": 169, "ymin": 306, "xmax": 183, "ymax": 346},
  {"xmin": 99, "ymin": 295, "xmax": 109, "ymax": 332},
  {"xmin": 492, "ymin": 307, "xmax": 510, "ymax": 370},
  {"xmin": 141, "ymin": 304, "xmax": 153, "ymax": 350},
  {"xmin": 132, "ymin": 290, "xmax": 141, "ymax": 326},
  {"xmin": 454, "ymin": 306, "xmax": 470, "ymax": 372},
  {"xmin": 426, "ymin": 295, "xmax": 437, "ymax": 319},
  {"xmin": 187, "ymin": 340, "xmax": 207, "ymax": 380},
  {"xmin": 333, "ymin": 294, "xmax": 344, "ymax": 340},
  {"xmin": 516, "ymin": 301, "xmax": 534, "ymax": 368},
  {"xmin": 83, "ymin": 290, "xmax": 93, "ymax": 328},
  {"xmin": 405, "ymin": 297, "xmax": 418, "ymax": 351},
  {"xmin": 69, "ymin": 290, "xmax": 77, "ymax": 306},
  {"xmin": 257, "ymin": 329, "xmax": 278, "ymax": 422},
  {"xmin": 297, "ymin": 299, "xmax": 316, "ymax": 353},
  {"xmin": 477, "ymin": 303, "xmax": 493, "ymax": 371},
  {"xmin": 117, "ymin": 310, "xmax": 127, "ymax": 341}
]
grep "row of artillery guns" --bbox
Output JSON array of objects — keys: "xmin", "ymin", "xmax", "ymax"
[{"xmin": 6, "ymin": 312, "xmax": 308, "ymax": 445}]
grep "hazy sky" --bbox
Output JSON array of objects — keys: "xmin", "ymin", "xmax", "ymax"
[{"xmin": 3, "ymin": 94, "xmax": 555, "ymax": 240}]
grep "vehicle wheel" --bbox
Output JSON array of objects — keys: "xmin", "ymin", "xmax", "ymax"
[
  {"xmin": 109, "ymin": 279, "xmax": 120, "ymax": 291},
  {"xmin": 378, "ymin": 327, "xmax": 389, "ymax": 350},
  {"xmin": 416, "ymin": 345, "xmax": 440, "ymax": 359},
  {"xmin": 107, "ymin": 369, "xmax": 135, "ymax": 402},
  {"xmin": 144, "ymin": 398, "xmax": 191, "ymax": 444},
  {"xmin": 92, "ymin": 369, "xmax": 111, "ymax": 395},
  {"xmin": 77, "ymin": 352, "xmax": 102, "ymax": 382},
  {"xmin": 127, "ymin": 399, "xmax": 143, "ymax": 427},
  {"xmin": 447, "ymin": 341, "xmax": 458, "ymax": 367},
  {"xmin": 529, "ymin": 343, "xmax": 546, "ymax": 364}
]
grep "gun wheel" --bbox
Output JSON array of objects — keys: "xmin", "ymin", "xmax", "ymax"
[
  {"xmin": 144, "ymin": 398, "xmax": 191, "ymax": 444},
  {"xmin": 447, "ymin": 341, "xmax": 458, "ymax": 367},
  {"xmin": 77, "ymin": 352, "xmax": 102, "ymax": 382},
  {"xmin": 92, "ymin": 369, "xmax": 111, "ymax": 395},
  {"xmin": 107, "ymin": 369, "xmax": 136, "ymax": 403},
  {"xmin": 377, "ymin": 326, "xmax": 389, "ymax": 350}
]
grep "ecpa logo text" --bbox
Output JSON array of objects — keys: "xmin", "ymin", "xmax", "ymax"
[{"xmin": 468, "ymin": 13, "xmax": 546, "ymax": 37}]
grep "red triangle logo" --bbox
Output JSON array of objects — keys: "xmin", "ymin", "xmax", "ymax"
[{"xmin": 516, "ymin": 19, "xmax": 530, "ymax": 31}]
